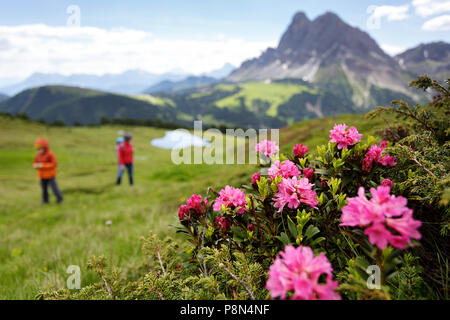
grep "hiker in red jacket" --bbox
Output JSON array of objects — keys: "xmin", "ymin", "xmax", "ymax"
[
  {"xmin": 116, "ymin": 133, "xmax": 134, "ymax": 185},
  {"xmin": 33, "ymin": 138, "xmax": 63, "ymax": 204}
]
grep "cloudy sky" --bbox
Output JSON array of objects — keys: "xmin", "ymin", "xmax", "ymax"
[{"xmin": 0, "ymin": 0, "xmax": 449, "ymax": 81}]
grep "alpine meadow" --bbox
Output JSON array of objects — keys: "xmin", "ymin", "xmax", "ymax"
[{"xmin": 0, "ymin": 1, "xmax": 448, "ymax": 306}]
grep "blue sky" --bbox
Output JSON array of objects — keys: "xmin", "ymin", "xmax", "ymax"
[{"xmin": 0, "ymin": 0, "xmax": 449, "ymax": 79}]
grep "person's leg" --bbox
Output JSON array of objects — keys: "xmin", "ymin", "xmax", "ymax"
[
  {"xmin": 49, "ymin": 177, "xmax": 63, "ymax": 203},
  {"xmin": 40, "ymin": 179, "xmax": 49, "ymax": 204},
  {"xmin": 127, "ymin": 163, "xmax": 133, "ymax": 185},
  {"xmin": 116, "ymin": 165, "xmax": 124, "ymax": 185}
]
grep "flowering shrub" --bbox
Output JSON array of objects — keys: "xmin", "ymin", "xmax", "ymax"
[
  {"xmin": 175, "ymin": 76, "xmax": 450, "ymax": 299},
  {"xmin": 176, "ymin": 115, "xmax": 431, "ymax": 299}
]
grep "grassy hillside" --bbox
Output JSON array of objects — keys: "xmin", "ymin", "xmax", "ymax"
[
  {"xmin": 0, "ymin": 86, "xmax": 178, "ymax": 126},
  {"xmin": 213, "ymin": 81, "xmax": 317, "ymax": 117},
  {"xmin": 0, "ymin": 113, "xmax": 390, "ymax": 299}
]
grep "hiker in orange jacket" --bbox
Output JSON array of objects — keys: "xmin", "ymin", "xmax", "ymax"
[{"xmin": 33, "ymin": 138, "xmax": 63, "ymax": 204}]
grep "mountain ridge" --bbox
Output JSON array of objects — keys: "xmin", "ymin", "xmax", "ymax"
[
  {"xmin": 228, "ymin": 11, "xmax": 428, "ymax": 108},
  {"xmin": 0, "ymin": 63, "xmax": 236, "ymax": 97}
]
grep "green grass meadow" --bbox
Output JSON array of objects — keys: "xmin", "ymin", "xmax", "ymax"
[{"xmin": 0, "ymin": 114, "xmax": 386, "ymax": 299}]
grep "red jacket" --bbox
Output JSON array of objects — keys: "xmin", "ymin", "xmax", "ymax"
[
  {"xmin": 33, "ymin": 138, "xmax": 57, "ymax": 179},
  {"xmin": 118, "ymin": 141, "xmax": 133, "ymax": 165}
]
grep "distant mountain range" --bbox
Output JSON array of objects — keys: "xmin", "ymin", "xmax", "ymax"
[
  {"xmin": 395, "ymin": 41, "xmax": 450, "ymax": 80},
  {"xmin": 0, "ymin": 12, "xmax": 447, "ymax": 128},
  {"xmin": 0, "ymin": 93, "xmax": 8, "ymax": 102},
  {"xmin": 144, "ymin": 76, "xmax": 220, "ymax": 94},
  {"xmin": 0, "ymin": 63, "xmax": 236, "ymax": 96}
]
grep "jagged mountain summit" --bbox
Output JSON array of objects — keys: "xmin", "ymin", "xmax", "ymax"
[{"xmin": 228, "ymin": 11, "xmax": 419, "ymax": 108}]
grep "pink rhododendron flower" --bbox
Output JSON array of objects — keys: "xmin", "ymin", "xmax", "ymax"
[
  {"xmin": 255, "ymin": 140, "xmax": 279, "ymax": 157},
  {"xmin": 268, "ymin": 160, "xmax": 301, "ymax": 180},
  {"xmin": 178, "ymin": 194, "xmax": 208, "ymax": 220},
  {"xmin": 379, "ymin": 154, "xmax": 397, "ymax": 167},
  {"xmin": 293, "ymin": 144, "xmax": 309, "ymax": 158},
  {"xmin": 303, "ymin": 168, "xmax": 314, "ymax": 182},
  {"xmin": 381, "ymin": 179, "xmax": 393, "ymax": 188},
  {"xmin": 273, "ymin": 177, "xmax": 318, "ymax": 212},
  {"xmin": 213, "ymin": 185, "xmax": 247, "ymax": 214},
  {"xmin": 266, "ymin": 245, "xmax": 340, "ymax": 300},
  {"xmin": 187, "ymin": 194, "xmax": 203, "ymax": 212},
  {"xmin": 329, "ymin": 124, "xmax": 362, "ymax": 150},
  {"xmin": 385, "ymin": 210, "xmax": 422, "ymax": 249},
  {"xmin": 251, "ymin": 172, "xmax": 261, "ymax": 185},
  {"xmin": 178, "ymin": 205, "xmax": 189, "ymax": 220},
  {"xmin": 362, "ymin": 141, "xmax": 396, "ymax": 172},
  {"xmin": 364, "ymin": 223, "xmax": 391, "ymax": 249},
  {"xmin": 215, "ymin": 216, "xmax": 231, "ymax": 231},
  {"xmin": 340, "ymin": 186, "xmax": 421, "ymax": 249}
]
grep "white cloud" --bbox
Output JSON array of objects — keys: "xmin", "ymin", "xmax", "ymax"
[
  {"xmin": 412, "ymin": 0, "xmax": 450, "ymax": 17},
  {"xmin": 422, "ymin": 14, "xmax": 450, "ymax": 29},
  {"xmin": 380, "ymin": 44, "xmax": 407, "ymax": 55},
  {"xmin": 370, "ymin": 4, "xmax": 410, "ymax": 21},
  {"xmin": 0, "ymin": 24, "xmax": 275, "ymax": 78}
]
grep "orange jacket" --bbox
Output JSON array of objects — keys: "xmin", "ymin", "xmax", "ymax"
[{"xmin": 33, "ymin": 138, "xmax": 57, "ymax": 179}]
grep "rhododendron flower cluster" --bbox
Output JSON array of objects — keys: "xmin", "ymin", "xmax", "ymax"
[
  {"xmin": 255, "ymin": 140, "xmax": 279, "ymax": 157},
  {"xmin": 266, "ymin": 245, "xmax": 340, "ymax": 300},
  {"xmin": 215, "ymin": 216, "xmax": 231, "ymax": 231},
  {"xmin": 329, "ymin": 124, "xmax": 362, "ymax": 149},
  {"xmin": 381, "ymin": 179, "xmax": 393, "ymax": 188},
  {"xmin": 213, "ymin": 185, "xmax": 247, "ymax": 214},
  {"xmin": 340, "ymin": 186, "xmax": 421, "ymax": 249},
  {"xmin": 303, "ymin": 168, "xmax": 314, "ymax": 182},
  {"xmin": 293, "ymin": 144, "xmax": 309, "ymax": 158},
  {"xmin": 251, "ymin": 172, "xmax": 261, "ymax": 185},
  {"xmin": 268, "ymin": 160, "xmax": 301, "ymax": 180},
  {"xmin": 273, "ymin": 177, "xmax": 318, "ymax": 212},
  {"xmin": 178, "ymin": 194, "xmax": 207, "ymax": 220},
  {"xmin": 362, "ymin": 140, "xmax": 397, "ymax": 172},
  {"xmin": 178, "ymin": 205, "xmax": 190, "ymax": 220}
]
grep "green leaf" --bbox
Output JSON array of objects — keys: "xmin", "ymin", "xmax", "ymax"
[
  {"xmin": 276, "ymin": 232, "xmax": 291, "ymax": 245},
  {"xmin": 309, "ymin": 236, "xmax": 325, "ymax": 247},
  {"xmin": 287, "ymin": 216, "xmax": 298, "ymax": 239},
  {"xmin": 230, "ymin": 226, "xmax": 246, "ymax": 241},
  {"xmin": 304, "ymin": 225, "xmax": 320, "ymax": 239}
]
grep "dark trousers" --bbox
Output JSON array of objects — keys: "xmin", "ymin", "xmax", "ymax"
[
  {"xmin": 116, "ymin": 163, "xmax": 133, "ymax": 185},
  {"xmin": 40, "ymin": 178, "xmax": 63, "ymax": 203}
]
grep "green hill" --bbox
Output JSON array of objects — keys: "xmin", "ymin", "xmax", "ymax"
[
  {"xmin": 0, "ymin": 113, "xmax": 388, "ymax": 298},
  {"xmin": 0, "ymin": 86, "xmax": 179, "ymax": 126}
]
